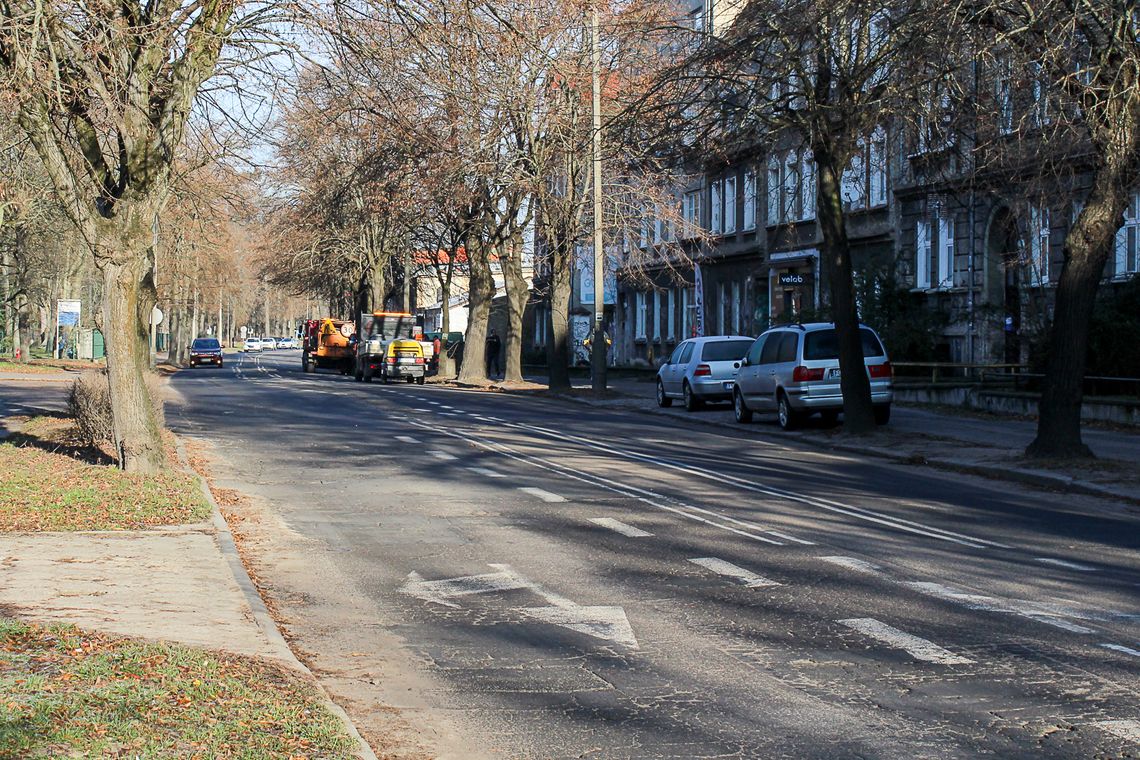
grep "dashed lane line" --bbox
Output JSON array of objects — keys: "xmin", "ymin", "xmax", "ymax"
[
  {"xmin": 839, "ymin": 618, "xmax": 974, "ymax": 666},
  {"xmin": 820, "ymin": 556, "xmax": 881, "ymax": 574},
  {"xmin": 466, "ymin": 466, "xmax": 507, "ymax": 479},
  {"xmin": 518, "ymin": 487, "xmax": 567, "ymax": 503},
  {"xmin": 766, "ymin": 530, "xmax": 815, "ymax": 545},
  {"xmin": 1100, "ymin": 643, "xmax": 1140, "ymax": 658},
  {"xmin": 1036, "ymin": 557, "xmax": 1097, "ymax": 572},
  {"xmin": 428, "ymin": 450, "xmax": 457, "ymax": 461},
  {"xmin": 396, "ymin": 435, "xmax": 420, "ymax": 444},
  {"xmin": 589, "ymin": 518, "xmax": 653, "ymax": 538},
  {"xmin": 406, "ymin": 421, "xmax": 786, "ymax": 546},
  {"xmin": 689, "ymin": 557, "xmax": 780, "ymax": 588},
  {"xmin": 502, "ymin": 420, "xmax": 1005, "ymax": 550},
  {"xmin": 903, "ymin": 581, "xmax": 1096, "ymax": 634}
]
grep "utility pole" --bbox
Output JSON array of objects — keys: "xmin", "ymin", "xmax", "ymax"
[{"xmin": 590, "ymin": 0, "xmax": 607, "ymax": 394}]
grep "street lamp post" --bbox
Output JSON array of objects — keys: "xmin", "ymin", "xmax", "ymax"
[{"xmin": 590, "ymin": 0, "xmax": 607, "ymax": 394}]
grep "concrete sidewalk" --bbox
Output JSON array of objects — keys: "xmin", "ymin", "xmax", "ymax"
[{"xmin": 537, "ymin": 374, "xmax": 1140, "ymax": 506}]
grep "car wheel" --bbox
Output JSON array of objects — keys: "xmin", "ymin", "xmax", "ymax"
[
  {"xmin": 733, "ymin": 389, "xmax": 753, "ymax": 424},
  {"xmin": 416, "ymin": 376, "xmax": 425, "ymax": 385},
  {"xmin": 683, "ymin": 382, "xmax": 702, "ymax": 412},
  {"xmin": 874, "ymin": 404, "xmax": 891, "ymax": 425},
  {"xmin": 354, "ymin": 365, "xmax": 363, "ymax": 381},
  {"xmin": 820, "ymin": 410, "xmax": 839, "ymax": 427},
  {"xmin": 777, "ymin": 392, "xmax": 800, "ymax": 431},
  {"xmin": 656, "ymin": 380, "xmax": 672, "ymax": 407}
]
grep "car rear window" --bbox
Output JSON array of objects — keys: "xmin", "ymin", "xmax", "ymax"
[
  {"xmin": 803, "ymin": 328, "xmax": 885, "ymax": 360},
  {"xmin": 701, "ymin": 340, "xmax": 753, "ymax": 362},
  {"xmin": 192, "ymin": 339, "xmax": 220, "ymax": 349}
]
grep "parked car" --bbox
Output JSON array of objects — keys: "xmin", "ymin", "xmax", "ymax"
[
  {"xmin": 656, "ymin": 335, "xmax": 755, "ymax": 411},
  {"xmin": 277, "ymin": 336, "xmax": 295, "ymax": 349},
  {"xmin": 188, "ymin": 337, "xmax": 224, "ymax": 368},
  {"xmin": 732, "ymin": 322, "xmax": 893, "ymax": 430},
  {"xmin": 243, "ymin": 337, "xmax": 263, "ymax": 352}
]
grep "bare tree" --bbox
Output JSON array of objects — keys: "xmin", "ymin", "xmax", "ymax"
[
  {"xmin": 968, "ymin": 1, "xmax": 1140, "ymax": 458},
  {"xmin": 0, "ymin": 1, "xmax": 282, "ymax": 471}
]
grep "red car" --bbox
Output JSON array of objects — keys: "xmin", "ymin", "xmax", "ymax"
[{"xmin": 189, "ymin": 337, "xmax": 224, "ymax": 367}]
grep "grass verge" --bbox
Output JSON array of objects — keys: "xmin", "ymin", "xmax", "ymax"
[
  {"xmin": 0, "ymin": 617, "xmax": 359, "ymax": 759},
  {"xmin": 0, "ymin": 359, "xmax": 102, "ymax": 373},
  {"xmin": 0, "ymin": 417, "xmax": 210, "ymax": 531}
]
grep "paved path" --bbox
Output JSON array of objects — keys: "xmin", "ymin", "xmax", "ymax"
[{"xmin": 162, "ymin": 350, "xmax": 1140, "ymax": 759}]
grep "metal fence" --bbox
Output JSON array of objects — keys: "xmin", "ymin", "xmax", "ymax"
[{"xmin": 893, "ymin": 362, "xmax": 1140, "ymax": 399}]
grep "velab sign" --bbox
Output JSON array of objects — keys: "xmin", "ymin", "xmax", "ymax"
[{"xmin": 778, "ymin": 273, "xmax": 807, "ymax": 286}]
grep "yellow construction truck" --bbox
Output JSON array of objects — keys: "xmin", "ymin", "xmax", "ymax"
[
  {"xmin": 302, "ymin": 318, "xmax": 355, "ymax": 374},
  {"xmin": 354, "ymin": 311, "xmax": 430, "ymax": 384}
]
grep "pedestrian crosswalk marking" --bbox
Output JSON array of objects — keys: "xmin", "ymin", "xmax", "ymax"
[
  {"xmin": 839, "ymin": 617, "xmax": 973, "ymax": 665},
  {"xmin": 518, "ymin": 487, "xmax": 566, "ymax": 503},
  {"xmin": 689, "ymin": 557, "xmax": 779, "ymax": 588}
]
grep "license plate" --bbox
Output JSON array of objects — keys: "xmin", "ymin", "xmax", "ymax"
[
  {"xmin": 830, "ymin": 368, "xmax": 841, "ymax": 379},
  {"xmin": 398, "ymin": 357, "xmax": 417, "ymax": 364},
  {"xmin": 723, "ymin": 381, "xmax": 734, "ymax": 390}
]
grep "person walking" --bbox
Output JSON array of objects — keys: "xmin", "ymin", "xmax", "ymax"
[{"xmin": 486, "ymin": 329, "xmax": 502, "ymax": 378}]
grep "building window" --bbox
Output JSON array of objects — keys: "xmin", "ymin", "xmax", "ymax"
[
  {"xmin": 716, "ymin": 282, "xmax": 726, "ymax": 334},
  {"xmin": 916, "ymin": 218, "xmax": 932, "ymax": 289},
  {"xmin": 653, "ymin": 206, "xmax": 663, "ymax": 245},
  {"xmin": 869, "ymin": 127, "xmax": 888, "ymax": 207},
  {"xmin": 783, "ymin": 152, "xmax": 799, "ymax": 221},
  {"xmin": 650, "ymin": 290, "xmax": 660, "ymax": 342},
  {"xmin": 635, "ymin": 292, "xmax": 647, "ymax": 339},
  {"xmin": 996, "ymin": 58, "xmax": 1014, "ymax": 134},
  {"xmin": 667, "ymin": 288, "xmax": 677, "ymax": 339},
  {"xmin": 800, "ymin": 151, "xmax": 815, "ymax": 220},
  {"xmin": 534, "ymin": 306, "xmax": 547, "ymax": 347},
  {"xmin": 767, "ymin": 155, "xmax": 781, "ymax": 226},
  {"xmin": 842, "ymin": 147, "xmax": 865, "ymax": 209},
  {"xmin": 1031, "ymin": 63, "xmax": 1051, "ymax": 128},
  {"xmin": 1027, "ymin": 205, "xmax": 1050, "ymax": 285},
  {"xmin": 743, "ymin": 170, "xmax": 757, "ymax": 230},
  {"xmin": 724, "ymin": 175, "xmax": 737, "ymax": 233},
  {"xmin": 683, "ymin": 190, "xmax": 701, "ymax": 238},
  {"xmin": 711, "ymin": 180, "xmax": 723, "ymax": 234},
  {"xmin": 937, "ymin": 214, "xmax": 954, "ymax": 287},
  {"xmin": 1115, "ymin": 190, "xmax": 1139, "ymax": 277}
]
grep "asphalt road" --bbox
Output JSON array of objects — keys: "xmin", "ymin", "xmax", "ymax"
[{"xmin": 162, "ymin": 350, "xmax": 1140, "ymax": 759}]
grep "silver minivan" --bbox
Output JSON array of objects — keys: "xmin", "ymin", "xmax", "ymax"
[
  {"xmin": 732, "ymin": 323, "xmax": 893, "ymax": 429},
  {"xmin": 657, "ymin": 335, "xmax": 755, "ymax": 411}
]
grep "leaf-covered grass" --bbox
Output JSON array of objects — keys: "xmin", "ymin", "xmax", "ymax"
[
  {"xmin": 0, "ymin": 359, "xmax": 103, "ymax": 373},
  {"xmin": 0, "ymin": 442, "xmax": 211, "ymax": 532},
  {"xmin": 0, "ymin": 618, "xmax": 359, "ymax": 759}
]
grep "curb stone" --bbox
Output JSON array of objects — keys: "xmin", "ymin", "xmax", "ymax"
[
  {"xmin": 174, "ymin": 437, "xmax": 378, "ymax": 760},
  {"xmin": 547, "ymin": 392, "xmax": 1140, "ymax": 509}
]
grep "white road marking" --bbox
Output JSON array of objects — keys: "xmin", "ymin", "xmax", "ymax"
[
  {"xmin": 903, "ymin": 581, "xmax": 1095, "ymax": 634},
  {"xmin": 504, "ymin": 420, "xmax": 1006, "ymax": 550},
  {"xmin": 689, "ymin": 557, "xmax": 780, "ymax": 588},
  {"xmin": 1094, "ymin": 719, "xmax": 1140, "ymax": 744},
  {"xmin": 766, "ymin": 530, "xmax": 815, "ymax": 545},
  {"xmin": 1036, "ymin": 557, "xmax": 1097, "ymax": 572},
  {"xmin": 820, "ymin": 556, "xmax": 880, "ymax": 574},
  {"xmin": 589, "ymin": 518, "xmax": 653, "ymax": 538},
  {"xmin": 398, "ymin": 568, "xmax": 532, "ymax": 608},
  {"xmin": 524, "ymin": 604, "xmax": 639, "ymax": 649},
  {"xmin": 1100, "ymin": 643, "xmax": 1140, "ymax": 658},
  {"xmin": 518, "ymin": 487, "xmax": 566, "ymax": 503},
  {"xmin": 396, "ymin": 435, "xmax": 420, "ymax": 444},
  {"xmin": 466, "ymin": 466, "xmax": 507, "ymax": 479},
  {"xmin": 839, "ymin": 618, "xmax": 974, "ymax": 665},
  {"xmin": 427, "ymin": 450, "xmax": 457, "ymax": 461},
  {"xmin": 408, "ymin": 421, "xmax": 785, "ymax": 545}
]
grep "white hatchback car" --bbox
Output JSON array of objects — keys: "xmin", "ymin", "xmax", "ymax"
[
  {"xmin": 243, "ymin": 337, "xmax": 263, "ymax": 352},
  {"xmin": 656, "ymin": 335, "xmax": 755, "ymax": 411}
]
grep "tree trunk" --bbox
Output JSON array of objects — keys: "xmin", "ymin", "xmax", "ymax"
[
  {"xmin": 546, "ymin": 237, "xmax": 573, "ymax": 391},
  {"xmin": 370, "ymin": 257, "xmax": 387, "ymax": 312},
  {"xmin": 458, "ymin": 242, "xmax": 493, "ymax": 384},
  {"xmin": 501, "ymin": 234, "xmax": 528, "ymax": 383},
  {"xmin": 16, "ymin": 296, "xmax": 31, "ymax": 362},
  {"xmin": 814, "ymin": 144, "xmax": 875, "ymax": 433},
  {"xmin": 438, "ymin": 268, "xmax": 456, "ymax": 378},
  {"xmin": 100, "ymin": 218, "xmax": 165, "ymax": 473},
  {"xmin": 1026, "ymin": 168, "xmax": 1128, "ymax": 459}
]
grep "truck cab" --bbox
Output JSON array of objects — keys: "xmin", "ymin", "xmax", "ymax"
[{"xmin": 355, "ymin": 312, "xmax": 428, "ymax": 384}]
